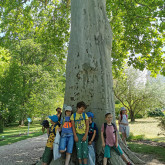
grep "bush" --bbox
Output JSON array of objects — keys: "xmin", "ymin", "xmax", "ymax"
[
  {"xmin": 158, "ymin": 116, "xmax": 165, "ymax": 131},
  {"xmin": 135, "ymin": 114, "xmax": 143, "ymax": 119},
  {"xmin": 147, "ymin": 108, "xmax": 165, "ymax": 117}
]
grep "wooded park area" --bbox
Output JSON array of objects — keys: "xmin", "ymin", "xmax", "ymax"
[{"xmin": 0, "ymin": 0, "xmax": 165, "ymax": 165}]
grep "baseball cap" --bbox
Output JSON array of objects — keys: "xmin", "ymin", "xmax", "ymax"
[
  {"xmin": 86, "ymin": 112, "xmax": 94, "ymax": 118},
  {"xmin": 65, "ymin": 106, "xmax": 72, "ymax": 111},
  {"xmin": 48, "ymin": 115, "xmax": 58, "ymax": 122},
  {"xmin": 121, "ymin": 107, "xmax": 126, "ymax": 111}
]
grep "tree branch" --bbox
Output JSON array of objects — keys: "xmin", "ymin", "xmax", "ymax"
[{"xmin": 134, "ymin": 0, "xmax": 151, "ymax": 11}]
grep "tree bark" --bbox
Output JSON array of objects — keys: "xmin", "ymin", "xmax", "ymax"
[
  {"xmin": 0, "ymin": 115, "xmax": 4, "ymax": 133},
  {"xmin": 129, "ymin": 110, "xmax": 135, "ymax": 122},
  {"xmin": 38, "ymin": 0, "xmax": 144, "ymax": 164}
]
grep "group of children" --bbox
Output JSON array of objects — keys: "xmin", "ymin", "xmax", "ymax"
[{"xmin": 41, "ymin": 101, "xmax": 132, "ymax": 165}]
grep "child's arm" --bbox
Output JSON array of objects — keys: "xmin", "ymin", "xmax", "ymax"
[
  {"xmin": 71, "ymin": 120, "xmax": 78, "ymax": 142},
  {"xmin": 115, "ymin": 131, "xmax": 118, "ymax": 147},
  {"xmin": 118, "ymin": 115, "xmax": 121, "ymax": 125},
  {"xmin": 82, "ymin": 119, "xmax": 89, "ymax": 141},
  {"xmin": 89, "ymin": 130, "xmax": 96, "ymax": 145},
  {"xmin": 101, "ymin": 131, "xmax": 105, "ymax": 147}
]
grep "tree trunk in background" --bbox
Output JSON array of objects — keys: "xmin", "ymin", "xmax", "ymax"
[
  {"xmin": 0, "ymin": 115, "xmax": 4, "ymax": 133},
  {"xmin": 43, "ymin": 0, "xmax": 144, "ymax": 164},
  {"xmin": 129, "ymin": 110, "xmax": 135, "ymax": 122}
]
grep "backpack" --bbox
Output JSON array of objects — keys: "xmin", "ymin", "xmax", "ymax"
[
  {"xmin": 41, "ymin": 120, "xmax": 49, "ymax": 128},
  {"xmin": 61, "ymin": 117, "xmax": 72, "ymax": 129},
  {"xmin": 103, "ymin": 122, "xmax": 117, "ymax": 139},
  {"xmin": 89, "ymin": 122, "xmax": 99, "ymax": 141},
  {"xmin": 73, "ymin": 112, "xmax": 86, "ymax": 121}
]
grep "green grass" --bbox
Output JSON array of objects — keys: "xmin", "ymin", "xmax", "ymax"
[
  {"xmin": 128, "ymin": 118, "xmax": 165, "ymax": 143},
  {"xmin": 128, "ymin": 142, "xmax": 165, "ymax": 162},
  {"xmin": 0, "ymin": 121, "xmax": 43, "ymax": 146}
]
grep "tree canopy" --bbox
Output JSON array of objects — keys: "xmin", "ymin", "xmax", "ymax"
[
  {"xmin": 114, "ymin": 66, "xmax": 165, "ymax": 121},
  {"xmin": 0, "ymin": 0, "xmax": 165, "ymax": 126},
  {"xmin": 0, "ymin": 0, "xmax": 164, "ymax": 76}
]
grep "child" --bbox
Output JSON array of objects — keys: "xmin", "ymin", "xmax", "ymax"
[
  {"xmin": 118, "ymin": 107, "xmax": 129, "ymax": 146},
  {"xmin": 101, "ymin": 113, "xmax": 132, "ymax": 165},
  {"xmin": 56, "ymin": 107, "xmax": 62, "ymax": 121},
  {"xmin": 41, "ymin": 120, "xmax": 50, "ymax": 135},
  {"xmin": 86, "ymin": 112, "xmax": 98, "ymax": 149},
  {"xmin": 86, "ymin": 112, "xmax": 98, "ymax": 164},
  {"xmin": 42, "ymin": 115, "xmax": 59, "ymax": 165},
  {"xmin": 70, "ymin": 101, "xmax": 89, "ymax": 165},
  {"xmin": 59, "ymin": 106, "xmax": 74, "ymax": 165}
]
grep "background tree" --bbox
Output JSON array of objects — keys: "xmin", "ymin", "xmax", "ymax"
[
  {"xmin": 0, "ymin": 47, "xmax": 11, "ymax": 133},
  {"xmin": 114, "ymin": 66, "xmax": 165, "ymax": 121},
  {"xmin": 0, "ymin": 0, "xmax": 68, "ymax": 126}
]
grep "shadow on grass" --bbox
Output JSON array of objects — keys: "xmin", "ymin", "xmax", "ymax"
[
  {"xmin": 129, "ymin": 120, "xmax": 158, "ymax": 124},
  {"xmin": 128, "ymin": 142, "xmax": 165, "ymax": 162}
]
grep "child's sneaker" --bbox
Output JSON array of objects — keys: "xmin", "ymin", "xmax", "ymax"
[{"xmin": 127, "ymin": 162, "xmax": 132, "ymax": 165}]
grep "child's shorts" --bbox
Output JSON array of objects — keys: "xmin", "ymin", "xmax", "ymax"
[
  {"xmin": 76, "ymin": 134, "xmax": 88, "ymax": 159},
  {"xmin": 104, "ymin": 145, "xmax": 123, "ymax": 158},
  {"xmin": 59, "ymin": 133, "xmax": 74, "ymax": 153},
  {"xmin": 119, "ymin": 124, "xmax": 127, "ymax": 133},
  {"xmin": 42, "ymin": 146, "xmax": 53, "ymax": 164}
]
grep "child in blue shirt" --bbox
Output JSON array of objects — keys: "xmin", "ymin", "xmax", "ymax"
[
  {"xmin": 86, "ymin": 112, "xmax": 98, "ymax": 165},
  {"xmin": 59, "ymin": 106, "xmax": 74, "ymax": 165}
]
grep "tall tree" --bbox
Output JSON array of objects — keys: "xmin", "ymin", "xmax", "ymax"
[
  {"xmin": 0, "ymin": 47, "xmax": 11, "ymax": 132},
  {"xmin": 52, "ymin": 0, "xmax": 143, "ymax": 164},
  {"xmin": 113, "ymin": 67, "xmax": 164, "ymax": 121}
]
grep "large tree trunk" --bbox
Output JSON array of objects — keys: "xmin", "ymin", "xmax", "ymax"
[{"xmin": 38, "ymin": 0, "xmax": 144, "ymax": 164}]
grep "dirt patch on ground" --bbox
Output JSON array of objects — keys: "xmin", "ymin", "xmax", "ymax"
[{"xmin": 0, "ymin": 134, "xmax": 165, "ymax": 165}]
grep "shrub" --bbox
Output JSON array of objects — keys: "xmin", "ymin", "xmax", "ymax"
[
  {"xmin": 158, "ymin": 116, "xmax": 165, "ymax": 131},
  {"xmin": 135, "ymin": 114, "xmax": 143, "ymax": 119},
  {"xmin": 147, "ymin": 108, "xmax": 164, "ymax": 117}
]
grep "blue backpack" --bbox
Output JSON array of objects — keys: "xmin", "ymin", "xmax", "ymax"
[
  {"xmin": 73, "ymin": 112, "xmax": 86, "ymax": 120},
  {"xmin": 89, "ymin": 122, "xmax": 99, "ymax": 141}
]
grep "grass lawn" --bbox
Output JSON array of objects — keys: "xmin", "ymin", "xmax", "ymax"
[
  {"xmin": 0, "ymin": 122, "xmax": 43, "ymax": 146},
  {"xmin": 125, "ymin": 117, "xmax": 165, "ymax": 162},
  {"xmin": 128, "ymin": 142, "xmax": 165, "ymax": 162},
  {"xmin": 128, "ymin": 117, "xmax": 165, "ymax": 142}
]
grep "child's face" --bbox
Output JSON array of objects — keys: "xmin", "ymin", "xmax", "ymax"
[
  {"xmin": 50, "ymin": 120, "xmax": 55, "ymax": 125},
  {"xmin": 105, "ymin": 114, "xmax": 113, "ymax": 123},
  {"xmin": 122, "ymin": 110, "xmax": 127, "ymax": 114},
  {"xmin": 65, "ymin": 110, "xmax": 72, "ymax": 116},
  {"xmin": 56, "ymin": 108, "xmax": 61, "ymax": 114},
  {"xmin": 77, "ymin": 107, "xmax": 85, "ymax": 114},
  {"xmin": 88, "ymin": 117, "xmax": 92, "ymax": 123}
]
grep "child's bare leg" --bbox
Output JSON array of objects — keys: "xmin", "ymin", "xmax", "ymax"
[
  {"xmin": 121, "ymin": 154, "xmax": 129, "ymax": 163},
  {"xmin": 103, "ymin": 157, "xmax": 107, "ymax": 165},
  {"xmin": 122, "ymin": 133, "xmax": 127, "ymax": 145},
  {"xmin": 78, "ymin": 159, "xmax": 82, "ymax": 164},
  {"xmin": 83, "ymin": 158, "xmax": 87, "ymax": 164},
  {"xmin": 42, "ymin": 162, "xmax": 47, "ymax": 165},
  {"xmin": 65, "ymin": 153, "xmax": 71, "ymax": 165}
]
